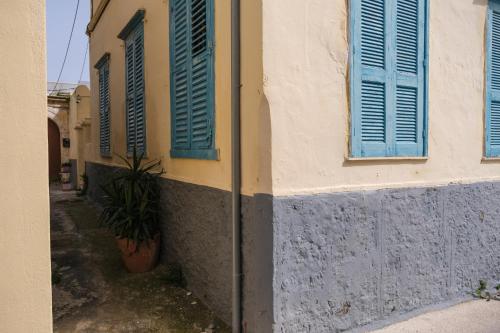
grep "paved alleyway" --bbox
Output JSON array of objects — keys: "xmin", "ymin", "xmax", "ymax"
[
  {"xmin": 370, "ymin": 300, "xmax": 500, "ymax": 333},
  {"xmin": 50, "ymin": 187, "xmax": 230, "ymax": 333}
]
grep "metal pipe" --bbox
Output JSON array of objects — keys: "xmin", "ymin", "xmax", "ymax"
[{"xmin": 231, "ymin": 0, "xmax": 242, "ymax": 331}]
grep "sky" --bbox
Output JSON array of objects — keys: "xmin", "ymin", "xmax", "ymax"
[{"xmin": 46, "ymin": 0, "xmax": 91, "ymax": 84}]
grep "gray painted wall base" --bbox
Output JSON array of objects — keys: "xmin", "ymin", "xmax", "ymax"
[
  {"xmin": 86, "ymin": 161, "xmax": 500, "ymax": 332},
  {"xmin": 273, "ymin": 182, "xmax": 500, "ymax": 332}
]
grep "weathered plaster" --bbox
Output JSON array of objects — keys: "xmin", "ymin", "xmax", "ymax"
[
  {"xmin": 0, "ymin": 0, "xmax": 53, "ymax": 331},
  {"xmin": 262, "ymin": 0, "xmax": 498, "ymax": 196}
]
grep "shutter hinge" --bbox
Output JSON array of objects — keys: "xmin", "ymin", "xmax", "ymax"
[
  {"xmin": 208, "ymin": 118, "xmax": 213, "ymax": 142},
  {"xmin": 208, "ymin": 41, "xmax": 214, "ymax": 55}
]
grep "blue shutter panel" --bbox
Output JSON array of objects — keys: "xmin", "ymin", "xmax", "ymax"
[
  {"xmin": 350, "ymin": 0, "xmax": 427, "ymax": 157},
  {"xmin": 190, "ymin": 0, "xmax": 214, "ymax": 149},
  {"xmin": 125, "ymin": 38, "xmax": 136, "ymax": 153},
  {"xmin": 352, "ymin": 0, "xmax": 390, "ymax": 157},
  {"xmin": 125, "ymin": 22, "xmax": 146, "ymax": 154},
  {"xmin": 394, "ymin": 0, "xmax": 425, "ymax": 156},
  {"xmin": 99, "ymin": 61, "xmax": 111, "ymax": 155},
  {"xmin": 487, "ymin": 2, "xmax": 500, "ymax": 156},
  {"xmin": 170, "ymin": 0, "xmax": 215, "ymax": 158},
  {"xmin": 133, "ymin": 24, "xmax": 146, "ymax": 153},
  {"xmin": 171, "ymin": 0, "xmax": 191, "ymax": 149}
]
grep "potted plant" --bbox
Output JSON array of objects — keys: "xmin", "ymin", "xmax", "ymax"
[{"xmin": 99, "ymin": 148, "xmax": 164, "ymax": 273}]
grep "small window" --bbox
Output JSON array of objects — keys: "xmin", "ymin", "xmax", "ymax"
[
  {"xmin": 170, "ymin": 0, "xmax": 217, "ymax": 160},
  {"xmin": 486, "ymin": 1, "xmax": 500, "ymax": 157},
  {"xmin": 350, "ymin": 0, "xmax": 428, "ymax": 158},
  {"xmin": 95, "ymin": 53, "xmax": 111, "ymax": 156}
]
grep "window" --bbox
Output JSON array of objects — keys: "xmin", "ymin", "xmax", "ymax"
[
  {"xmin": 486, "ymin": 0, "xmax": 500, "ymax": 157},
  {"xmin": 350, "ymin": 0, "xmax": 428, "ymax": 158},
  {"xmin": 170, "ymin": 0, "xmax": 217, "ymax": 160},
  {"xmin": 119, "ymin": 10, "xmax": 146, "ymax": 154},
  {"xmin": 95, "ymin": 53, "xmax": 111, "ymax": 156}
]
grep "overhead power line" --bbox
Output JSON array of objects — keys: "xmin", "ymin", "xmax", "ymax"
[
  {"xmin": 50, "ymin": 0, "xmax": 81, "ymax": 96},
  {"xmin": 79, "ymin": 41, "xmax": 89, "ymax": 83}
]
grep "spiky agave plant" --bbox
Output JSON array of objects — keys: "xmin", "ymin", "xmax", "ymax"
[{"xmin": 99, "ymin": 147, "xmax": 164, "ymax": 247}]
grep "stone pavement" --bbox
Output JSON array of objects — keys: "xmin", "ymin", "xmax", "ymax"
[
  {"xmin": 370, "ymin": 300, "xmax": 500, "ymax": 333},
  {"xmin": 50, "ymin": 187, "xmax": 229, "ymax": 333}
]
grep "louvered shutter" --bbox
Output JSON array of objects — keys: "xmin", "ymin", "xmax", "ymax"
[
  {"xmin": 486, "ymin": 1, "xmax": 500, "ymax": 156},
  {"xmin": 190, "ymin": 0, "xmax": 213, "ymax": 149},
  {"xmin": 99, "ymin": 61, "xmax": 111, "ymax": 155},
  {"xmin": 351, "ymin": 0, "xmax": 390, "ymax": 157},
  {"xmin": 350, "ymin": 0, "xmax": 427, "ymax": 157},
  {"xmin": 171, "ymin": 0, "xmax": 191, "ymax": 149},
  {"xmin": 125, "ymin": 36, "xmax": 136, "ymax": 153},
  {"xmin": 170, "ymin": 0, "xmax": 215, "ymax": 156},
  {"xmin": 394, "ymin": 0, "xmax": 425, "ymax": 156},
  {"xmin": 125, "ymin": 22, "xmax": 146, "ymax": 154},
  {"xmin": 133, "ymin": 24, "xmax": 146, "ymax": 153}
]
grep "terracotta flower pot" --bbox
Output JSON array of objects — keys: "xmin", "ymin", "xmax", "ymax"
[{"xmin": 116, "ymin": 233, "xmax": 160, "ymax": 273}]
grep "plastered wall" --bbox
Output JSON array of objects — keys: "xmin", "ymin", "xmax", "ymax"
[
  {"xmin": 88, "ymin": 0, "xmax": 269, "ymax": 196},
  {"xmin": 88, "ymin": 0, "xmax": 232, "ymax": 191},
  {"xmin": 0, "ymin": 0, "xmax": 53, "ymax": 332},
  {"xmin": 263, "ymin": 0, "xmax": 500, "ymax": 196}
]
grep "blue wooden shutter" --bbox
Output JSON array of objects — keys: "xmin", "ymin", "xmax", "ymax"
[
  {"xmin": 170, "ymin": 0, "xmax": 215, "ymax": 158},
  {"xmin": 350, "ymin": 0, "xmax": 427, "ymax": 157},
  {"xmin": 394, "ymin": 0, "xmax": 425, "ymax": 156},
  {"xmin": 190, "ymin": 0, "xmax": 214, "ymax": 149},
  {"xmin": 171, "ymin": 0, "xmax": 191, "ymax": 150},
  {"xmin": 125, "ymin": 22, "xmax": 146, "ymax": 154},
  {"xmin": 125, "ymin": 36, "xmax": 136, "ymax": 153},
  {"xmin": 133, "ymin": 24, "xmax": 146, "ymax": 153},
  {"xmin": 486, "ymin": 1, "xmax": 500, "ymax": 157},
  {"xmin": 351, "ymin": 0, "xmax": 391, "ymax": 157},
  {"xmin": 99, "ymin": 60, "xmax": 111, "ymax": 155}
]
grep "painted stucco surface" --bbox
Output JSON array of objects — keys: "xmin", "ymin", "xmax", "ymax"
[
  {"xmin": 262, "ymin": 0, "xmax": 500, "ymax": 196},
  {"xmin": 69, "ymin": 85, "xmax": 91, "ymax": 186},
  {"xmin": 88, "ymin": 0, "xmax": 269, "ymax": 196},
  {"xmin": 0, "ymin": 0, "xmax": 53, "ymax": 332},
  {"xmin": 272, "ymin": 181, "xmax": 500, "ymax": 332},
  {"xmin": 88, "ymin": 0, "xmax": 232, "ymax": 191}
]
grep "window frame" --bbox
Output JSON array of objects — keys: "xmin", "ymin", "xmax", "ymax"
[
  {"xmin": 95, "ymin": 52, "xmax": 111, "ymax": 157},
  {"xmin": 169, "ymin": 0, "xmax": 218, "ymax": 161},
  {"xmin": 485, "ymin": 0, "xmax": 500, "ymax": 157},
  {"xmin": 348, "ymin": 0, "xmax": 430, "ymax": 159},
  {"xmin": 118, "ymin": 10, "xmax": 147, "ymax": 156}
]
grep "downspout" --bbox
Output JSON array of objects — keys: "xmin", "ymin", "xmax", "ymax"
[{"xmin": 231, "ymin": 0, "xmax": 242, "ymax": 331}]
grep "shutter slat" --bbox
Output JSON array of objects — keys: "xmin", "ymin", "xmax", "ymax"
[
  {"xmin": 361, "ymin": 0, "xmax": 385, "ymax": 69},
  {"xmin": 361, "ymin": 81, "xmax": 386, "ymax": 142},
  {"xmin": 396, "ymin": 0, "xmax": 418, "ymax": 74},
  {"xmin": 396, "ymin": 86, "xmax": 417, "ymax": 142}
]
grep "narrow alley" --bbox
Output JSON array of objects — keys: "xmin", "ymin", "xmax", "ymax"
[{"xmin": 50, "ymin": 187, "xmax": 230, "ymax": 333}]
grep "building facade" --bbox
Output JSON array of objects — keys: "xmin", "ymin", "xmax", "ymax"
[
  {"xmin": 86, "ymin": 0, "xmax": 500, "ymax": 332},
  {"xmin": 0, "ymin": 0, "xmax": 53, "ymax": 332}
]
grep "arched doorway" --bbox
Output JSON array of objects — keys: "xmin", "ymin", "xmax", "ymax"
[{"xmin": 48, "ymin": 118, "xmax": 61, "ymax": 181}]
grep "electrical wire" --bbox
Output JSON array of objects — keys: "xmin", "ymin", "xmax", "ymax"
[
  {"xmin": 50, "ymin": 0, "xmax": 81, "ymax": 96},
  {"xmin": 78, "ymin": 40, "xmax": 89, "ymax": 83}
]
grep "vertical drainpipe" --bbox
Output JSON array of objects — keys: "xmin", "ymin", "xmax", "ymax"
[{"xmin": 231, "ymin": 0, "xmax": 242, "ymax": 331}]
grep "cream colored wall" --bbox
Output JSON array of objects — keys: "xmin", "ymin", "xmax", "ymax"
[
  {"xmin": 0, "ymin": 0, "xmax": 53, "ymax": 332},
  {"xmin": 69, "ymin": 86, "xmax": 91, "ymax": 185},
  {"xmin": 240, "ymin": 0, "xmax": 272, "ymax": 196},
  {"xmin": 262, "ymin": 0, "xmax": 499, "ymax": 196},
  {"xmin": 88, "ymin": 0, "xmax": 233, "ymax": 192}
]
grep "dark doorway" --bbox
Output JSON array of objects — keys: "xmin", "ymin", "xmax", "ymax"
[{"xmin": 48, "ymin": 118, "xmax": 61, "ymax": 181}]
